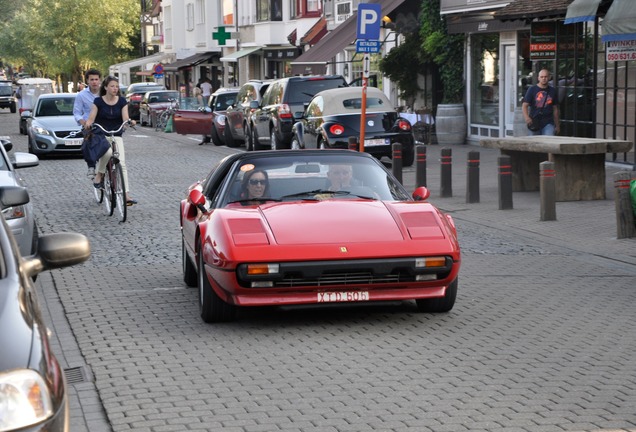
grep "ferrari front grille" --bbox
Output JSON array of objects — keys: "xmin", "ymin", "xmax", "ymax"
[{"xmin": 275, "ymin": 271, "xmax": 407, "ymax": 288}]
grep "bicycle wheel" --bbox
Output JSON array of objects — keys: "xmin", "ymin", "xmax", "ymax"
[
  {"xmin": 156, "ymin": 110, "xmax": 169, "ymax": 132},
  {"xmin": 93, "ymin": 181, "xmax": 104, "ymax": 203},
  {"xmin": 113, "ymin": 163, "xmax": 127, "ymax": 222},
  {"xmin": 103, "ymin": 162, "xmax": 115, "ymax": 216}
]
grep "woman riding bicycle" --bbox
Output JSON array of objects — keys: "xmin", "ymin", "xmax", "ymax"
[{"xmin": 85, "ymin": 75, "xmax": 137, "ymax": 205}]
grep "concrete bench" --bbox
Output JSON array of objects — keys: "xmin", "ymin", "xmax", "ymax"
[{"xmin": 480, "ymin": 136, "xmax": 633, "ymax": 201}]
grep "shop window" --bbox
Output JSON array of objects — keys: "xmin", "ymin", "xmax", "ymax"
[
  {"xmin": 470, "ymin": 33, "xmax": 499, "ymax": 126},
  {"xmin": 257, "ymin": 0, "xmax": 282, "ymax": 21}
]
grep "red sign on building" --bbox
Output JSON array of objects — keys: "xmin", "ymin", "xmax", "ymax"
[{"xmin": 530, "ymin": 22, "xmax": 556, "ymax": 60}]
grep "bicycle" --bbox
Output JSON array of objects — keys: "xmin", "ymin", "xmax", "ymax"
[
  {"xmin": 91, "ymin": 121, "xmax": 134, "ymax": 222},
  {"xmin": 155, "ymin": 98, "xmax": 177, "ymax": 132}
]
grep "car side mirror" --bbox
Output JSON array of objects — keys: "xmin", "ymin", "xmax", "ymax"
[
  {"xmin": 199, "ymin": 106, "xmax": 212, "ymax": 113},
  {"xmin": 412, "ymin": 186, "xmax": 431, "ymax": 201}
]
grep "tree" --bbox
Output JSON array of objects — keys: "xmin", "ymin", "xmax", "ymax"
[
  {"xmin": 420, "ymin": 0, "xmax": 465, "ymax": 104},
  {"xmin": 0, "ymin": 0, "xmax": 140, "ymax": 86},
  {"xmin": 379, "ymin": 30, "xmax": 430, "ymax": 109}
]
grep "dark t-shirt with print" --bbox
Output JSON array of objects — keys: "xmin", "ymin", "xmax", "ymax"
[{"xmin": 523, "ymin": 85, "xmax": 557, "ymax": 128}]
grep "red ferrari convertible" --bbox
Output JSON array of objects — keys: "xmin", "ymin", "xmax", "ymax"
[{"xmin": 181, "ymin": 150, "xmax": 461, "ymax": 322}]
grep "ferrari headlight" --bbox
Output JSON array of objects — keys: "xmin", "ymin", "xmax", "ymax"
[
  {"xmin": 1, "ymin": 205, "xmax": 26, "ymax": 220},
  {"xmin": 0, "ymin": 369, "xmax": 54, "ymax": 431},
  {"xmin": 32, "ymin": 126, "xmax": 50, "ymax": 136},
  {"xmin": 415, "ymin": 257, "xmax": 447, "ymax": 268},
  {"xmin": 246, "ymin": 263, "xmax": 279, "ymax": 275}
]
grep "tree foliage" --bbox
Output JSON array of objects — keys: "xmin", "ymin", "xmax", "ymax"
[
  {"xmin": 378, "ymin": 31, "xmax": 429, "ymax": 108},
  {"xmin": 420, "ymin": 0, "xmax": 465, "ymax": 103},
  {"xmin": 0, "ymin": 0, "xmax": 140, "ymax": 86}
]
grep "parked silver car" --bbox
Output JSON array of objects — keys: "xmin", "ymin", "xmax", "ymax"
[
  {"xmin": 25, "ymin": 93, "xmax": 82, "ymax": 156},
  {"xmin": 0, "ymin": 137, "xmax": 39, "ymax": 255},
  {"xmin": 0, "ymin": 185, "xmax": 90, "ymax": 432}
]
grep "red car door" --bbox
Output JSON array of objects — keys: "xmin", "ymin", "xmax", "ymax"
[{"xmin": 173, "ymin": 109, "xmax": 213, "ymax": 136}]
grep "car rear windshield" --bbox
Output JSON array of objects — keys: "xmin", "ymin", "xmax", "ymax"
[
  {"xmin": 131, "ymin": 86, "xmax": 164, "ymax": 95},
  {"xmin": 286, "ymin": 79, "xmax": 347, "ymax": 104}
]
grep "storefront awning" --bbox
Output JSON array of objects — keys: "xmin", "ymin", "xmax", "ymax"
[
  {"xmin": 494, "ymin": 0, "xmax": 570, "ymax": 21},
  {"xmin": 290, "ymin": 0, "xmax": 405, "ymax": 75},
  {"xmin": 564, "ymin": 0, "xmax": 603, "ymax": 24},
  {"xmin": 220, "ymin": 46, "xmax": 262, "ymax": 62},
  {"xmin": 300, "ymin": 17, "xmax": 328, "ymax": 45},
  {"xmin": 163, "ymin": 52, "xmax": 215, "ymax": 71},
  {"xmin": 109, "ymin": 53, "xmax": 171, "ymax": 72},
  {"xmin": 447, "ymin": 12, "xmax": 523, "ymax": 34},
  {"xmin": 601, "ymin": 0, "xmax": 636, "ymax": 42}
]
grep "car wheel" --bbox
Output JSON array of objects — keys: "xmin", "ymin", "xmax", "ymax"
[
  {"xmin": 198, "ymin": 248, "xmax": 236, "ymax": 323},
  {"xmin": 224, "ymin": 121, "xmax": 238, "ymax": 148},
  {"xmin": 140, "ymin": 112, "xmax": 147, "ymax": 126},
  {"xmin": 210, "ymin": 126, "xmax": 223, "ymax": 146},
  {"xmin": 27, "ymin": 136, "xmax": 36, "ymax": 154},
  {"xmin": 245, "ymin": 124, "xmax": 254, "ymax": 151},
  {"xmin": 416, "ymin": 278, "xmax": 457, "ymax": 313},
  {"xmin": 19, "ymin": 120, "xmax": 25, "ymax": 135},
  {"xmin": 183, "ymin": 237, "xmax": 197, "ymax": 287},
  {"xmin": 270, "ymin": 128, "xmax": 280, "ymax": 150},
  {"xmin": 290, "ymin": 134, "xmax": 302, "ymax": 150},
  {"xmin": 10, "ymin": 103, "xmax": 16, "ymax": 114},
  {"xmin": 252, "ymin": 127, "xmax": 262, "ymax": 151}
]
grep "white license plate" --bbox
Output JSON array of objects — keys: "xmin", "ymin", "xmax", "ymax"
[
  {"xmin": 317, "ymin": 291, "xmax": 369, "ymax": 303},
  {"xmin": 364, "ymin": 138, "xmax": 388, "ymax": 147},
  {"xmin": 64, "ymin": 139, "xmax": 83, "ymax": 146}
]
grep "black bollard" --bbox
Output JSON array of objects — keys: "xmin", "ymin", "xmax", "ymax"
[
  {"xmin": 415, "ymin": 145, "xmax": 427, "ymax": 188},
  {"xmin": 540, "ymin": 161, "xmax": 556, "ymax": 221},
  {"xmin": 614, "ymin": 171, "xmax": 635, "ymax": 239},
  {"xmin": 498, "ymin": 155, "xmax": 513, "ymax": 210},
  {"xmin": 440, "ymin": 147, "xmax": 452, "ymax": 197},
  {"xmin": 466, "ymin": 151, "xmax": 480, "ymax": 203},
  {"xmin": 392, "ymin": 143, "xmax": 403, "ymax": 184},
  {"xmin": 348, "ymin": 136, "xmax": 358, "ymax": 151}
]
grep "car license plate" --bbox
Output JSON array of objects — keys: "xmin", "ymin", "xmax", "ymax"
[
  {"xmin": 65, "ymin": 139, "xmax": 83, "ymax": 147},
  {"xmin": 364, "ymin": 138, "xmax": 388, "ymax": 147},
  {"xmin": 317, "ymin": 291, "xmax": 369, "ymax": 303}
]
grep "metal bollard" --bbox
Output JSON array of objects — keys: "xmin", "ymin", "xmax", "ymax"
[
  {"xmin": 415, "ymin": 145, "xmax": 427, "ymax": 188},
  {"xmin": 392, "ymin": 143, "xmax": 403, "ymax": 184},
  {"xmin": 440, "ymin": 147, "xmax": 452, "ymax": 197},
  {"xmin": 348, "ymin": 136, "xmax": 358, "ymax": 151},
  {"xmin": 540, "ymin": 161, "xmax": 556, "ymax": 221},
  {"xmin": 614, "ymin": 171, "xmax": 635, "ymax": 239},
  {"xmin": 466, "ymin": 151, "xmax": 480, "ymax": 203},
  {"xmin": 498, "ymin": 155, "xmax": 513, "ymax": 210}
]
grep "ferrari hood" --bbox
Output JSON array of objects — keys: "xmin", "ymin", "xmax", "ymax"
[{"xmin": 255, "ymin": 200, "xmax": 445, "ymax": 245}]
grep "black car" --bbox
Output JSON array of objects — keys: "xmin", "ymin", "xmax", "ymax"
[
  {"xmin": 250, "ymin": 75, "xmax": 348, "ymax": 151},
  {"xmin": 0, "ymin": 186, "xmax": 90, "ymax": 432},
  {"xmin": 0, "ymin": 80, "xmax": 16, "ymax": 113},
  {"xmin": 224, "ymin": 79, "xmax": 272, "ymax": 150},
  {"xmin": 291, "ymin": 86, "xmax": 416, "ymax": 166},
  {"xmin": 125, "ymin": 83, "xmax": 166, "ymax": 120}
]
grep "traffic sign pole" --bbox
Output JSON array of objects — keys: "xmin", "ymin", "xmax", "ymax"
[{"xmin": 359, "ymin": 54, "xmax": 370, "ymax": 152}]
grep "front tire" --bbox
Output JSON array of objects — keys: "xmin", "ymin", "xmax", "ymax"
[
  {"xmin": 103, "ymin": 166, "xmax": 115, "ymax": 216},
  {"xmin": 210, "ymin": 126, "xmax": 223, "ymax": 146},
  {"xmin": 114, "ymin": 163, "xmax": 127, "ymax": 222},
  {"xmin": 182, "ymin": 237, "xmax": 197, "ymax": 287},
  {"xmin": 198, "ymin": 249, "xmax": 236, "ymax": 322},
  {"xmin": 270, "ymin": 128, "xmax": 280, "ymax": 150},
  {"xmin": 224, "ymin": 121, "xmax": 238, "ymax": 147},
  {"xmin": 416, "ymin": 278, "xmax": 457, "ymax": 313}
]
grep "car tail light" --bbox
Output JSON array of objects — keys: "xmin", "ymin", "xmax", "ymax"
[
  {"xmin": 397, "ymin": 119, "xmax": 411, "ymax": 131},
  {"xmin": 329, "ymin": 124, "xmax": 345, "ymax": 135},
  {"xmin": 279, "ymin": 104, "xmax": 292, "ymax": 119}
]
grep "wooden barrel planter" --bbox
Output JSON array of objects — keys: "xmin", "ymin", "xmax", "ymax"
[{"xmin": 435, "ymin": 103, "xmax": 467, "ymax": 145}]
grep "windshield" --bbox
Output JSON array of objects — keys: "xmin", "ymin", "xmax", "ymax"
[
  {"xmin": 218, "ymin": 153, "xmax": 410, "ymax": 207},
  {"xmin": 0, "ymin": 84, "xmax": 12, "ymax": 96}
]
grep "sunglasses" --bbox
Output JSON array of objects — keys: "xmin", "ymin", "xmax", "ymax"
[{"xmin": 249, "ymin": 179, "xmax": 267, "ymax": 185}]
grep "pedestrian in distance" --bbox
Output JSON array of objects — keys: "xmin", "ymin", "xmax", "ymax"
[
  {"xmin": 73, "ymin": 68, "xmax": 103, "ymax": 177},
  {"xmin": 522, "ymin": 69, "xmax": 560, "ymax": 136},
  {"xmin": 85, "ymin": 75, "xmax": 137, "ymax": 205}
]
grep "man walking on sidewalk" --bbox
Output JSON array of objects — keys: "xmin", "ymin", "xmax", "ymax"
[{"xmin": 522, "ymin": 69, "xmax": 560, "ymax": 136}]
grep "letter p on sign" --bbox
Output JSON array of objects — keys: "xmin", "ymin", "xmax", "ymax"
[{"xmin": 357, "ymin": 3, "xmax": 382, "ymax": 41}]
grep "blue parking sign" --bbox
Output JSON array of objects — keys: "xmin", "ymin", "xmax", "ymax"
[{"xmin": 357, "ymin": 3, "xmax": 382, "ymax": 41}]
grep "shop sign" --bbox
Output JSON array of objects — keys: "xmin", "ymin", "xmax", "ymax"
[
  {"xmin": 530, "ymin": 22, "xmax": 556, "ymax": 60},
  {"xmin": 264, "ymin": 49, "xmax": 299, "ymax": 60},
  {"xmin": 606, "ymin": 40, "xmax": 636, "ymax": 62}
]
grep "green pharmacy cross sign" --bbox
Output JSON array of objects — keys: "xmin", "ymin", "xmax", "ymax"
[{"xmin": 213, "ymin": 26, "xmax": 232, "ymax": 46}]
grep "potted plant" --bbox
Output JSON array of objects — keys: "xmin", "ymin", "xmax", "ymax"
[{"xmin": 421, "ymin": 0, "xmax": 466, "ymax": 145}]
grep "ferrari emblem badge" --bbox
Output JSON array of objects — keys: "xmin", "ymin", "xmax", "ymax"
[{"xmin": 340, "ymin": 247, "xmax": 348, "ymax": 253}]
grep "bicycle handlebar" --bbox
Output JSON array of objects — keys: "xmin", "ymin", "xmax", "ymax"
[{"xmin": 91, "ymin": 120, "xmax": 134, "ymax": 135}]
